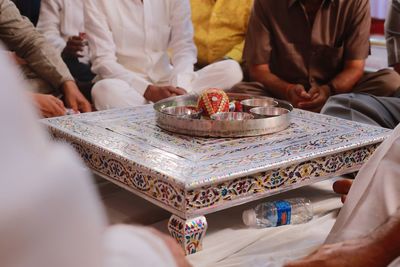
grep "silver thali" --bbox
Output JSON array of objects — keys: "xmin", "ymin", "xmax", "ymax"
[{"xmin": 153, "ymin": 93, "xmax": 293, "ymax": 137}]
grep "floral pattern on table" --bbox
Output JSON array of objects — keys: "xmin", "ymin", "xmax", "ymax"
[
  {"xmin": 185, "ymin": 144, "xmax": 378, "ymax": 215},
  {"xmin": 43, "ymin": 106, "xmax": 390, "ymax": 188},
  {"xmin": 43, "ymin": 105, "xmax": 390, "ymax": 217}
]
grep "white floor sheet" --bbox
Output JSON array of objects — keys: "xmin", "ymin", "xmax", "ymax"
[{"xmin": 99, "ymin": 177, "xmax": 343, "ymax": 267}]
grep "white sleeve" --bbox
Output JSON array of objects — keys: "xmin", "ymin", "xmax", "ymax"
[
  {"xmin": 326, "ymin": 125, "xmax": 400, "ymax": 244},
  {"xmin": 36, "ymin": 0, "xmax": 67, "ymax": 53},
  {"xmin": 168, "ymin": 0, "xmax": 197, "ymax": 92},
  {"xmin": 84, "ymin": 0, "xmax": 151, "ymax": 95},
  {"xmin": 0, "ymin": 50, "xmax": 107, "ymax": 267},
  {"xmin": 0, "ymin": 50, "xmax": 177, "ymax": 267},
  {"xmin": 103, "ymin": 225, "xmax": 178, "ymax": 267}
]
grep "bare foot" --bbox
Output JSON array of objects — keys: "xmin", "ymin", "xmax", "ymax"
[{"xmin": 333, "ymin": 179, "xmax": 353, "ymax": 203}]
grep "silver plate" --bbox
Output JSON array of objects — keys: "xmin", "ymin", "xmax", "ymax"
[{"xmin": 153, "ymin": 94, "xmax": 293, "ymax": 137}]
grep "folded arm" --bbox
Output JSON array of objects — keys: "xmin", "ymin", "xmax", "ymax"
[{"xmin": 0, "ymin": 0, "xmax": 74, "ymax": 93}]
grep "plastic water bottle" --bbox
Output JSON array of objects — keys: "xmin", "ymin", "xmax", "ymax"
[{"xmin": 242, "ymin": 198, "xmax": 313, "ymax": 228}]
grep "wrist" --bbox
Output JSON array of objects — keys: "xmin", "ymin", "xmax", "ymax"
[
  {"xmin": 327, "ymin": 81, "xmax": 337, "ymax": 95},
  {"xmin": 285, "ymin": 84, "xmax": 297, "ymax": 100},
  {"xmin": 144, "ymin": 84, "xmax": 155, "ymax": 99},
  {"xmin": 60, "ymin": 80, "xmax": 80, "ymax": 98},
  {"xmin": 60, "ymin": 80, "xmax": 74, "ymax": 91}
]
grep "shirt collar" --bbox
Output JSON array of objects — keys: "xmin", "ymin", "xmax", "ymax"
[{"xmin": 288, "ymin": 0, "xmax": 334, "ymax": 8}]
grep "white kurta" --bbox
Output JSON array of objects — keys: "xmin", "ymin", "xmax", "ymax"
[
  {"xmin": 0, "ymin": 48, "xmax": 177, "ymax": 267},
  {"xmin": 84, "ymin": 0, "xmax": 242, "ymax": 110},
  {"xmin": 36, "ymin": 0, "xmax": 89, "ymax": 62},
  {"xmin": 326, "ymin": 124, "xmax": 400, "ymax": 244}
]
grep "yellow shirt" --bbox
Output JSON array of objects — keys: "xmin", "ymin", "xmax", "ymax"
[{"xmin": 191, "ymin": 0, "xmax": 253, "ymax": 66}]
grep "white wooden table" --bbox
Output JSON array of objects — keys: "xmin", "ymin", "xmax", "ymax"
[{"xmin": 42, "ymin": 105, "xmax": 390, "ymax": 254}]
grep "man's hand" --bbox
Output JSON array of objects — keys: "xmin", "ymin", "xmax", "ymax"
[
  {"xmin": 32, "ymin": 93, "xmax": 66, "ymax": 118},
  {"xmin": 144, "ymin": 85, "xmax": 186, "ymax": 103},
  {"xmin": 150, "ymin": 229, "xmax": 192, "ymax": 267},
  {"xmin": 62, "ymin": 35, "xmax": 86, "ymax": 59},
  {"xmin": 61, "ymin": 81, "xmax": 92, "ymax": 113},
  {"xmin": 333, "ymin": 179, "xmax": 353, "ymax": 203},
  {"xmin": 297, "ymin": 85, "xmax": 331, "ymax": 112},
  {"xmin": 284, "ymin": 237, "xmax": 388, "ymax": 267},
  {"xmin": 286, "ymin": 84, "xmax": 312, "ymax": 107}
]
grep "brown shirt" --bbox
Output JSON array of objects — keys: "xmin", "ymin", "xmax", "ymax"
[
  {"xmin": 0, "ymin": 0, "xmax": 73, "ymax": 94},
  {"xmin": 244, "ymin": 0, "xmax": 371, "ymax": 89}
]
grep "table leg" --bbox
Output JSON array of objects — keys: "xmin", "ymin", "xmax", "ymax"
[{"xmin": 168, "ymin": 214, "xmax": 208, "ymax": 255}]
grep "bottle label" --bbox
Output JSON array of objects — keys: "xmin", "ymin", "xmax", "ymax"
[{"xmin": 274, "ymin": 200, "xmax": 291, "ymax": 226}]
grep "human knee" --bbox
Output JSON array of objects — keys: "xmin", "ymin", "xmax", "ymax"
[
  {"xmin": 92, "ymin": 79, "xmax": 130, "ymax": 110},
  {"xmin": 93, "ymin": 79, "xmax": 122, "ymax": 95},
  {"xmin": 220, "ymin": 59, "xmax": 244, "ymax": 84},
  {"xmin": 376, "ymin": 69, "xmax": 400, "ymax": 96},
  {"xmin": 321, "ymin": 94, "xmax": 355, "ymax": 115}
]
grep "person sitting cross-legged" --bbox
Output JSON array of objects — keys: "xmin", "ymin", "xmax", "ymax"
[
  {"xmin": 231, "ymin": 0, "xmax": 400, "ymax": 113},
  {"xmin": 37, "ymin": 0, "xmax": 95, "ymax": 101},
  {"xmin": 84, "ymin": 0, "xmax": 243, "ymax": 110},
  {"xmin": 321, "ymin": 0, "xmax": 400, "ymax": 128}
]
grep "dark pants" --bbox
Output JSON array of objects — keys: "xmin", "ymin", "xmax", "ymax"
[
  {"xmin": 321, "ymin": 92, "xmax": 400, "ymax": 129},
  {"xmin": 63, "ymin": 58, "xmax": 95, "ymax": 102},
  {"xmin": 64, "ymin": 58, "xmax": 95, "ymax": 83},
  {"xmin": 11, "ymin": 0, "xmax": 41, "ymax": 25}
]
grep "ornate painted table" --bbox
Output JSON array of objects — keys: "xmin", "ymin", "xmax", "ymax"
[{"xmin": 42, "ymin": 106, "xmax": 391, "ymax": 255}]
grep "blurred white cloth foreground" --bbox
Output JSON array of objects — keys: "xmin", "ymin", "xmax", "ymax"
[
  {"xmin": 327, "ymin": 124, "xmax": 400, "ymax": 244},
  {"xmin": 0, "ymin": 48, "xmax": 177, "ymax": 267}
]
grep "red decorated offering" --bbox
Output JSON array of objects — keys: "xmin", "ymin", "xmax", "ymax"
[
  {"xmin": 229, "ymin": 100, "xmax": 243, "ymax": 112},
  {"xmin": 197, "ymin": 88, "xmax": 230, "ymax": 117}
]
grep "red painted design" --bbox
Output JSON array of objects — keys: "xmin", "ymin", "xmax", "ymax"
[{"xmin": 197, "ymin": 88, "xmax": 230, "ymax": 117}]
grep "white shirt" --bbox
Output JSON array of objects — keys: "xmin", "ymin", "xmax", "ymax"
[
  {"xmin": 0, "ymin": 47, "xmax": 177, "ymax": 267},
  {"xmin": 84, "ymin": 0, "xmax": 197, "ymax": 95},
  {"xmin": 370, "ymin": 0, "xmax": 390, "ymax": 19},
  {"xmin": 37, "ymin": 0, "xmax": 90, "ymax": 62}
]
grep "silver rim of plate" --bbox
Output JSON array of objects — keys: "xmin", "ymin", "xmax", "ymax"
[{"xmin": 153, "ymin": 94, "xmax": 293, "ymax": 137}]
